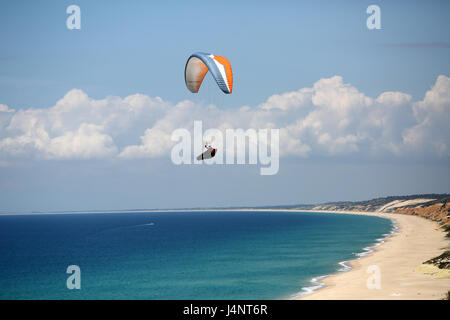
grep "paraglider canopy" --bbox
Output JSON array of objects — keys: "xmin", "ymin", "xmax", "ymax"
[{"xmin": 185, "ymin": 52, "xmax": 233, "ymax": 94}]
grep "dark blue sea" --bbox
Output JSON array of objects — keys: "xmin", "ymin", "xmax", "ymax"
[{"xmin": 0, "ymin": 211, "xmax": 393, "ymax": 299}]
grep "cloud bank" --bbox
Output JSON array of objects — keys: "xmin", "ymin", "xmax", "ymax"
[{"xmin": 0, "ymin": 75, "xmax": 449, "ymax": 162}]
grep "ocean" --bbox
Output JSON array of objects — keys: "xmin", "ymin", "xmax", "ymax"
[{"xmin": 0, "ymin": 211, "xmax": 393, "ymax": 299}]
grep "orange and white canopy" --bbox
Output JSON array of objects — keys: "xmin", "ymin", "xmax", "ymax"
[{"xmin": 185, "ymin": 52, "xmax": 233, "ymax": 94}]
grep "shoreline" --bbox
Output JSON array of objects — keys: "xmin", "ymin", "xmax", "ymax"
[
  {"xmin": 291, "ymin": 213, "xmax": 399, "ymax": 299},
  {"xmin": 296, "ymin": 210, "xmax": 450, "ymax": 300}
]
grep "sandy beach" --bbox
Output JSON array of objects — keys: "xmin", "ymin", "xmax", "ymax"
[{"xmin": 295, "ymin": 210, "xmax": 450, "ymax": 300}]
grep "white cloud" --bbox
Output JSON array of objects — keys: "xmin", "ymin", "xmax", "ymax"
[
  {"xmin": 403, "ymin": 75, "xmax": 450, "ymax": 156},
  {"xmin": 0, "ymin": 75, "xmax": 449, "ymax": 161},
  {"xmin": 119, "ymin": 128, "xmax": 172, "ymax": 159},
  {"xmin": 46, "ymin": 123, "xmax": 117, "ymax": 159},
  {"xmin": 0, "ymin": 89, "xmax": 170, "ymax": 159},
  {"xmin": 0, "ymin": 104, "xmax": 14, "ymax": 113},
  {"xmin": 0, "ymin": 104, "xmax": 15, "ymax": 131}
]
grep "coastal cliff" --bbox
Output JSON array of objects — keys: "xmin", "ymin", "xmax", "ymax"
[
  {"xmin": 292, "ymin": 194, "xmax": 450, "ymax": 228},
  {"xmin": 394, "ymin": 201, "xmax": 449, "ymax": 227}
]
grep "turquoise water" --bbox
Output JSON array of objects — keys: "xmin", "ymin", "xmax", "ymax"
[{"xmin": 0, "ymin": 211, "xmax": 393, "ymax": 299}]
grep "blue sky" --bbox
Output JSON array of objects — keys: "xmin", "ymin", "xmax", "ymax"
[
  {"xmin": 1, "ymin": 0, "xmax": 449, "ymax": 108},
  {"xmin": 0, "ymin": 0, "xmax": 449, "ymax": 211}
]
